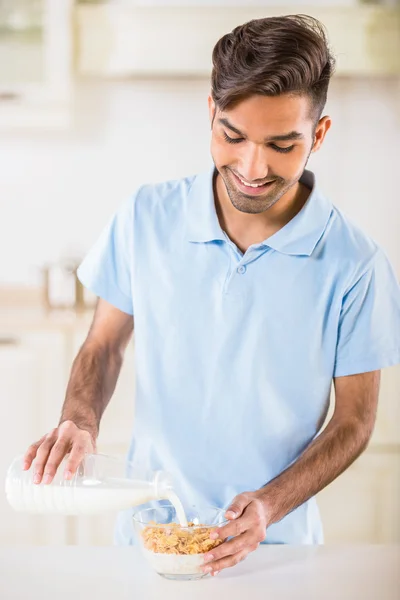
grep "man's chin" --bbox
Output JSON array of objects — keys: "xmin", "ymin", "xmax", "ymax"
[{"xmin": 229, "ymin": 194, "xmax": 278, "ymax": 214}]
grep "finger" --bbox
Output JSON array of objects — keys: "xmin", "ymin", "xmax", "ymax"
[
  {"xmin": 33, "ymin": 432, "xmax": 57, "ymax": 483},
  {"xmin": 63, "ymin": 441, "xmax": 88, "ymax": 480},
  {"xmin": 23, "ymin": 435, "xmax": 46, "ymax": 470},
  {"xmin": 211, "ymin": 513, "xmax": 252, "ymax": 541},
  {"xmin": 203, "ymin": 547, "xmax": 250, "ymax": 575},
  {"xmin": 225, "ymin": 493, "xmax": 252, "ymax": 519},
  {"xmin": 41, "ymin": 439, "xmax": 70, "ymax": 484},
  {"xmin": 204, "ymin": 531, "xmax": 254, "ymax": 566}
]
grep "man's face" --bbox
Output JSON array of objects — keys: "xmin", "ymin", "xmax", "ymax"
[{"xmin": 209, "ymin": 93, "xmax": 330, "ymax": 214}]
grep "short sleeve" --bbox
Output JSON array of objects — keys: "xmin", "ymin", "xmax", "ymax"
[
  {"xmin": 77, "ymin": 193, "xmax": 137, "ymax": 315},
  {"xmin": 334, "ymin": 249, "xmax": 400, "ymax": 377}
]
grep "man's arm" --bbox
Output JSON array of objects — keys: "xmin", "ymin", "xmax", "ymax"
[
  {"xmin": 202, "ymin": 371, "xmax": 380, "ymax": 576},
  {"xmin": 59, "ymin": 298, "xmax": 134, "ymax": 438},
  {"xmin": 23, "ymin": 298, "xmax": 133, "ymax": 483},
  {"xmin": 258, "ymin": 370, "xmax": 380, "ymax": 524}
]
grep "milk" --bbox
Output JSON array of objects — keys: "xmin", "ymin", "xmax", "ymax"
[
  {"xmin": 5, "ymin": 454, "xmax": 189, "ymax": 526},
  {"xmin": 165, "ymin": 490, "xmax": 188, "ymax": 527},
  {"xmin": 6, "ymin": 476, "xmax": 188, "ymax": 525}
]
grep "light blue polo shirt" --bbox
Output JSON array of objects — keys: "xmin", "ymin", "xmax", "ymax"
[{"xmin": 77, "ymin": 167, "xmax": 400, "ymax": 545}]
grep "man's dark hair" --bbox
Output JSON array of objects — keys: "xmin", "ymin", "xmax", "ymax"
[{"xmin": 211, "ymin": 14, "xmax": 335, "ymax": 121}]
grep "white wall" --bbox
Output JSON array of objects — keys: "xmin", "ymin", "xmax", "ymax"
[{"xmin": 0, "ymin": 76, "xmax": 399, "ymax": 286}]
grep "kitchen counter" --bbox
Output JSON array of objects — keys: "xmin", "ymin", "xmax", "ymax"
[
  {"xmin": 0, "ymin": 545, "xmax": 398, "ymax": 600},
  {"xmin": 0, "ymin": 307, "xmax": 94, "ymax": 333},
  {"xmin": 0, "ymin": 288, "xmax": 94, "ymax": 332}
]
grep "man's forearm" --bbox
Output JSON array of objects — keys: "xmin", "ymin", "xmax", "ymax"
[
  {"xmin": 258, "ymin": 418, "xmax": 371, "ymax": 526},
  {"xmin": 59, "ymin": 341, "xmax": 124, "ymax": 440}
]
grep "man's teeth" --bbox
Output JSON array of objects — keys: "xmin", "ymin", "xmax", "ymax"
[{"xmin": 238, "ymin": 176, "xmax": 267, "ymax": 188}]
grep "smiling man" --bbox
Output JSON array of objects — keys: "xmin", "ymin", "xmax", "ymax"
[{"xmin": 24, "ymin": 15, "xmax": 400, "ymax": 574}]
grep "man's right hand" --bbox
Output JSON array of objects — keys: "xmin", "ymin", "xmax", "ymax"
[{"xmin": 22, "ymin": 420, "xmax": 96, "ymax": 485}]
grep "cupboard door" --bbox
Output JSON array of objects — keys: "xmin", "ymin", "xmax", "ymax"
[
  {"xmin": 371, "ymin": 365, "xmax": 400, "ymax": 445},
  {"xmin": 317, "ymin": 450, "xmax": 400, "ymax": 543},
  {"xmin": 0, "ymin": 332, "xmax": 67, "ymax": 545},
  {"xmin": 60, "ymin": 328, "xmax": 135, "ymax": 546},
  {"xmin": 318, "ymin": 366, "xmax": 400, "ymax": 543},
  {"xmin": 68, "ymin": 513, "xmax": 119, "ymax": 546}
]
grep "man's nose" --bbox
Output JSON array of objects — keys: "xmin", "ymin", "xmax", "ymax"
[{"xmin": 238, "ymin": 145, "xmax": 268, "ymax": 183}]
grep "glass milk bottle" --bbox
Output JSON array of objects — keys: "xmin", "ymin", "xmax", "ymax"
[{"xmin": 5, "ymin": 453, "xmax": 174, "ymax": 515}]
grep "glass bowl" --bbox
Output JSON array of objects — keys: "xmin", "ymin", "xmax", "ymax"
[{"xmin": 132, "ymin": 503, "xmax": 228, "ymax": 580}]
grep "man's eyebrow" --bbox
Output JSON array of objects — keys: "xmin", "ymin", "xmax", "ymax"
[
  {"xmin": 266, "ymin": 131, "xmax": 304, "ymax": 142},
  {"xmin": 218, "ymin": 118, "xmax": 304, "ymax": 142},
  {"xmin": 218, "ymin": 117, "xmax": 244, "ymax": 137}
]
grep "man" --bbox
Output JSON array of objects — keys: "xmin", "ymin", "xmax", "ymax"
[{"xmin": 24, "ymin": 15, "xmax": 400, "ymax": 575}]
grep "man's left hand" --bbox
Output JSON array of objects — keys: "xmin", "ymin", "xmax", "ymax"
[{"xmin": 202, "ymin": 491, "xmax": 268, "ymax": 576}]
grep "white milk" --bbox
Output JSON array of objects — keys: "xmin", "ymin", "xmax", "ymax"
[
  {"xmin": 6, "ymin": 477, "xmax": 188, "ymax": 525},
  {"xmin": 165, "ymin": 490, "xmax": 188, "ymax": 527},
  {"xmin": 6, "ymin": 479, "xmax": 159, "ymax": 514}
]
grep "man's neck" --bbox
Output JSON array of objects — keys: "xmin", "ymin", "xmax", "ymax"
[{"xmin": 214, "ymin": 172, "xmax": 310, "ymax": 254}]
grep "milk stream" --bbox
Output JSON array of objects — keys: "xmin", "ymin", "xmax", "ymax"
[
  {"xmin": 165, "ymin": 490, "xmax": 188, "ymax": 527},
  {"xmin": 6, "ymin": 477, "xmax": 188, "ymax": 526}
]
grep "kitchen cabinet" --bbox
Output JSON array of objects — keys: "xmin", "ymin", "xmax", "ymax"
[
  {"xmin": 0, "ymin": 318, "xmax": 135, "ymax": 546},
  {"xmin": 0, "ymin": 0, "xmax": 73, "ymax": 130},
  {"xmin": 370, "ymin": 365, "xmax": 400, "ymax": 446},
  {"xmin": 70, "ymin": 513, "xmax": 120, "ymax": 547},
  {"xmin": 316, "ymin": 365, "xmax": 400, "ymax": 543},
  {"xmin": 65, "ymin": 326, "xmax": 136, "ymax": 546},
  {"xmin": 0, "ymin": 331, "xmax": 68, "ymax": 545},
  {"xmin": 317, "ymin": 449, "xmax": 400, "ymax": 543},
  {"xmin": 76, "ymin": 4, "xmax": 400, "ymax": 78}
]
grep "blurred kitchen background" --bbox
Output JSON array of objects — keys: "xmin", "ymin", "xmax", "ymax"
[{"xmin": 0, "ymin": 0, "xmax": 399, "ymax": 546}]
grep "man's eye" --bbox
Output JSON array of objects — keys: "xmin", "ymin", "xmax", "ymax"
[
  {"xmin": 270, "ymin": 144, "xmax": 295, "ymax": 154},
  {"xmin": 223, "ymin": 131, "xmax": 244, "ymax": 144}
]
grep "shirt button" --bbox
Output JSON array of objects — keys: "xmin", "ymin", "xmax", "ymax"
[{"xmin": 237, "ymin": 265, "xmax": 246, "ymax": 274}]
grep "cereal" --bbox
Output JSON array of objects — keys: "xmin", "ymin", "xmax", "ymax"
[{"xmin": 141, "ymin": 522, "xmax": 224, "ymax": 555}]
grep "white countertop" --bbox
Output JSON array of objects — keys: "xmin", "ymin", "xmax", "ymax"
[
  {"xmin": 0, "ymin": 307, "xmax": 93, "ymax": 333},
  {"xmin": 0, "ymin": 545, "xmax": 398, "ymax": 600},
  {"xmin": 0, "ymin": 287, "xmax": 94, "ymax": 332}
]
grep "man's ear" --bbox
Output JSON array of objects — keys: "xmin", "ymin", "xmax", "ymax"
[
  {"xmin": 311, "ymin": 115, "xmax": 331, "ymax": 153},
  {"xmin": 208, "ymin": 94, "xmax": 216, "ymax": 129}
]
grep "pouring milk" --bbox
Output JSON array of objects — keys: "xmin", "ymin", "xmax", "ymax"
[{"xmin": 5, "ymin": 454, "xmax": 188, "ymax": 527}]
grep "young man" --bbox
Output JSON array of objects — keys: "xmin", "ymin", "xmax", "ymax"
[{"xmin": 24, "ymin": 15, "xmax": 400, "ymax": 574}]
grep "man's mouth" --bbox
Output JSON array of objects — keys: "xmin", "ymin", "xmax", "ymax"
[{"xmin": 230, "ymin": 170, "xmax": 276, "ymax": 196}]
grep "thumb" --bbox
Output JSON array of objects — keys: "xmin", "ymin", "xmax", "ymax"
[{"xmin": 225, "ymin": 494, "xmax": 250, "ymax": 520}]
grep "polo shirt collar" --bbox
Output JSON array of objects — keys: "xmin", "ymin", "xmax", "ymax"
[
  {"xmin": 185, "ymin": 167, "xmax": 226, "ymax": 243},
  {"xmin": 265, "ymin": 170, "xmax": 333, "ymax": 256},
  {"xmin": 186, "ymin": 166, "xmax": 333, "ymax": 256}
]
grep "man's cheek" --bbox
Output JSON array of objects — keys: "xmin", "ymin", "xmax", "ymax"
[
  {"xmin": 211, "ymin": 136, "xmax": 236, "ymax": 162},
  {"xmin": 211, "ymin": 142, "xmax": 226, "ymax": 164}
]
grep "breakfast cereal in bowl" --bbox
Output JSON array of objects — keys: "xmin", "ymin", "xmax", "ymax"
[{"xmin": 132, "ymin": 504, "xmax": 228, "ymax": 580}]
